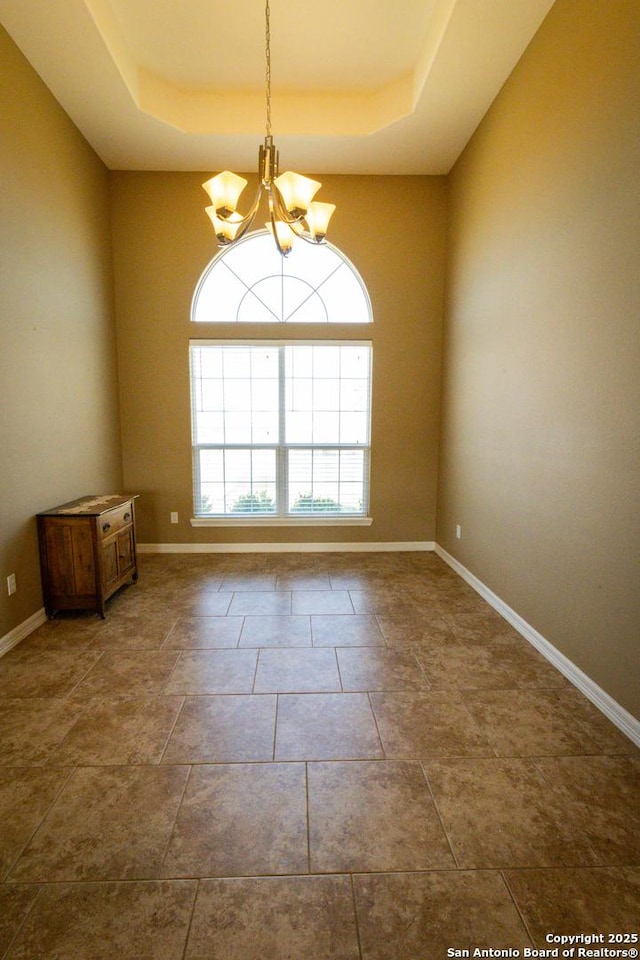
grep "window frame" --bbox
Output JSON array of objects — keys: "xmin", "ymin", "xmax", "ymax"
[
  {"xmin": 191, "ymin": 229, "xmax": 372, "ymax": 325},
  {"xmin": 189, "ymin": 339, "xmax": 373, "ymax": 527}
]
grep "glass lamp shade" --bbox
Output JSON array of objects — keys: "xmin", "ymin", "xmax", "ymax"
[
  {"xmin": 266, "ymin": 219, "xmax": 295, "ymax": 254},
  {"xmin": 202, "ymin": 171, "xmax": 247, "ymax": 213},
  {"xmin": 206, "ymin": 207, "xmax": 244, "ymax": 243},
  {"xmin": 274, "ymin": 171, "xmax": 321, "ymax": 214},
  {"xmin": 305, "ymin": 202, "xmax": 336, "ymax": 241}
]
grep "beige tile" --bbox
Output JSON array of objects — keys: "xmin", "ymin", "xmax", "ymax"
[
  {"xmin": 228, "ymin": 592, "xmax": 292, "ymax": 616},
  {"xmin": 163, "ymin": 763, "xmax": 308, "ymax": 877},
  {"xmin": 7, "ymin": 880, "xmax": 197, "ymax": 960},
  {"xmin": 0, "ymin": 649, "xmax": 102, "ymax": 698},
  {"xmin": 534, "ymin": 756, "xmax": 640, "ymax": 863},
  {"xmin": 445, "ymin": 609, "xmax": 521, "ymax": 641},
  {"xmin": 157, "ymin": 575, "xmax": 224, "ymax": 595},
  {"xmin": 186, "ymin": 875, "xmax": 360, "ymax": 960},
  {"xmin": 47, "ymin": 696, "xmax": 184, "ymax": 765},
  {"xmin": 463, "ymin": 687, "xmax": 637, "ymax": 756},
  {"xmin": 90, "ymin": 614, "xmax": 176, "ymax": 649},
  {"xmin": 0, "ymin": 884, "xmax": 40, "ymax": 958},
  {"xmin": 2, "ymin": 551, "xmax": 637, "ymax": 948},
  {"xmin": 504, "ymin": 866, "xmax": 640, "ymax": 944},
  {"xmin": 354, "ymin": 870, "xmax": 532, "ymax": 959},
  {"xmin": 162, "ymin": 616, "xmax": 243, "ymax": 648},
  {"xmin": 348, "ymin": 590, "xmax": 416, "ymax": 616},
  {"xmin": 370, "ymin": 690, "xmax": 494, "ymax": 758},
  {"xmin": 337, "ymin": 647, "xmax": 429, "ymax": 691},
  {"xmin": 254, "ymin": 648, "xmax": 341, "ymax": 692},
  {"xmin": 9, "ymin": 765, "xmax": 189, "ymax": 882},
  {"xmin": 0, "ymin": 768, "xmax": 69, "ymax": 880},
  {"xmin": 161, "ymin": 695, "xmax": 277, "ymax": 762},
  {"xmin": 308, "ymin": 760, "xmax": 454, "ymax": 873},
  {"xmin": 0, "ymin": 698, "xmax": 84, "ymax": 765},
  {"xmin": 291, "ymin": 591, "xmax": 355, "ymax": 615},
  {"xmin": 328, "ymin": 573, "xmax": 382, "ymax": 591},
  {"xmin": 424, "ymin": 758, "xmax": 599, "ymax": 869},
  {"xmin": 13, "ymin": 614, "xmax": 99, "ymax": 652},
  {"xmin": 72, "ymin": 651, "xmax": 180, "ymax": 696},
  {"xmin": 172, "ymin": 592, "xmax": 233, "ymax": 616},
  {"xmin": 164, "ymin": 649, "xmax": 258, "ymax": 694},
  {"xmin": 239, "ymin": 614, "xmax": 312, "ymax": 647},
  {"xmin": 375, "ymin": 611, "xmax": 444, "ymax": 645},
  {"xmin": 275, "ymin": 693, "xmax": 383, "ymax": 760},
  {"xmin": 276, "ymin": 574, "xmax": 332, "ymax": 591},
  {"xmin": 222, "ymin": 574, "xmax": 277, "ymax": 591},
  {"xmin": 416, "ymin": 640, "xmax": 567, "ymax": 689},
  {"xmin": 311, "ymin": 614, "xmax": 386, "ymax": 646},
  {"xmin": 155, "ymin": 584, "xmax": 223, "ymax": 609}
]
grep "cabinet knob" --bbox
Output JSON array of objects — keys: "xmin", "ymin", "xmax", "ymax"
[
  {"xmin": 124, "ymin": 512, "xmax": 130, "ymax": 521},
  {"xmin": 102, "ymin": 522, "xmax": 111, "ymax": 533}
]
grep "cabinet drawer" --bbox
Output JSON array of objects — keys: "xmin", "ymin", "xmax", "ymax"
[{"xmin": 98, "ymin": 501, "xmax": 134, "ymax": 539}]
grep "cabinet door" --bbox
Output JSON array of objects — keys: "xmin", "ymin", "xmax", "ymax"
[
  {"xmin": 101, "ymin": 535, "xmax": 120, "ymax": 590},
  {"xmin": 101, "ymin": 526, "xmax": 135, "ymax": 593},
  {"xmin": 116, "ymin": 527, "xmax": 134, "ymax": 575}
]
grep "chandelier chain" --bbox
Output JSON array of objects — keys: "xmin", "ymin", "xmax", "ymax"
[
  {"xmin": 202, "ymin": 0, "xmax": 335, "ymax": 254},
  {"xmin": 265, "ymin": 0, "xmax": 272, "ymax": 138}
]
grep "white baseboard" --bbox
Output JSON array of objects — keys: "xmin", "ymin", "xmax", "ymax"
[
  {"xmin": 0, "ymin": 607, "xmax": 47, "ymax": 659},
  {"xmin": 138, "ymin": 541, "xmax": 435, "ymax": 554},
  {"xmin": 435, "ymin": 544, "xmax": 640, "ymax": 748}
]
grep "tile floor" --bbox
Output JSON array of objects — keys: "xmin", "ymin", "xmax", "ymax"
[{"xmin": 0, "ymin": 551, "xmax": 638, "ymax": 959}]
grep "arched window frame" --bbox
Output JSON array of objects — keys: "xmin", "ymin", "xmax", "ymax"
[
  {"xmin": 191, "ymin": 229, "xmax": 373, "ymax": 325},
  {"xmin": 189, "ymin": 231, "xmax": 374, "ymax": 526}
]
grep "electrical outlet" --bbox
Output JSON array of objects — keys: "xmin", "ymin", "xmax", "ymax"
[
  {"xmin": 7, "ymin": 573, "xmax": 17, "ymax": 596},
  {"xmin": 456, "ymin": 524, "xmax": 462, "ymax": 540},
  {"xmin": 170, "ymin": 512, "xmax": 179, "ymax": 524}
]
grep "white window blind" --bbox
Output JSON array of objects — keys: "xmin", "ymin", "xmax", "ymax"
[{"xmin": 190, "ymin": 341, "xmax": 372, "ymax": 518}]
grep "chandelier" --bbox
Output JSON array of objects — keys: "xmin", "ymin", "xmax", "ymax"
[{"xmin": 202, "ymin": 0, "xmax": 335, "ymax": 256}]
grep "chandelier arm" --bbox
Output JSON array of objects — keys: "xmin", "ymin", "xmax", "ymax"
[
  {"xmin": 270, "ymin": 186, "xmax": 307, "ymax": 227},
  {"xmin": 270, "ymin": 189, "xmax": 327, "ymax": 244},
  {"xmin": 291, "ymin": 229, "xmax": 328, "ymax": 246},
  {"xmin": 266, "ymin": 189, "xmax": 292, "ymax": 257},
  {"xmin": 220, "ymin": 183, "xmax": 263, "ymax": 229}
]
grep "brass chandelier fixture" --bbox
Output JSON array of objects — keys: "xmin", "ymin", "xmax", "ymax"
[{"xmin": 202, "ymin": 0, "xmax": 336, "ymax": 256}]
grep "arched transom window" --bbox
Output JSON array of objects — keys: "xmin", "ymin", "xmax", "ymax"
[{"xmin": 191, "ymin": 230, "xmax": 372, "ymax": 324}]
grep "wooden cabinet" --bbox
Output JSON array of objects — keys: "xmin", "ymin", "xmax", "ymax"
[{"xmin": 37, "ymin": 494, "xmax": 139, "ymax": 618}]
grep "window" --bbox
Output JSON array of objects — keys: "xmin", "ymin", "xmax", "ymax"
[
  {"xmin": 192, "ymin": 230, "xmax": 371, "ymax": 324},
  {"xmin": 190, "ymin": 341, "xmax": 372, "ymax": 521}
]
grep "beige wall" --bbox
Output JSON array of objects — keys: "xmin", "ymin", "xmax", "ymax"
[
  {"xmin": 0, "ymin": 26, "xmax": 123, "ymax": 638},
  {"xmin": 438, "ymin": 0, "xmax": 640, "ymax": 716},
  {"xmin": 110, "ymin": 172, "xmax": 446, "ymax": 546}
]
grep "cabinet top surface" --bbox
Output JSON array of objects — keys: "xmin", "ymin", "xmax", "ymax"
[{"xmin": 37, "ymin": 494, "xmax": 138, "ymax": 517}]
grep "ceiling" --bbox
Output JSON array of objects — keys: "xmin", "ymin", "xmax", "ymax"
[{"xmin": 1, "ymin": 0, "xmax": 556, "ymax": 174}]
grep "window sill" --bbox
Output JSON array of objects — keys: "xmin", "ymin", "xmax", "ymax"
[{"xmin": 191, "ymin": 516, "xmax": 373, "ymax": 528}]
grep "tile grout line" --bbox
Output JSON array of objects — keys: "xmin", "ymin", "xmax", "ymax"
[
  {"xmin": 305, "ymin": 762, "xmax": 312, "ymax": 876},
  {"xmin": 179, "ymin": 877, "xmax": 201, "ymax": 960},
  {"xmin": 349, "ymin": 872, "xmax": 365, "ymax": 960},
  {"xmin": 4, "ymin": 765, "xmax": 76, "ymax": 883},
  {"xmin": 419, "ymin": 760, "xmax": 461, "ymax": 871},
  {"xmin": 157, "ymin": 696, "xmax": 187, "ymax": 765},
  {"xmin": 1, "ymin": 881, "xmax": 45, "ymax": 960},
  {"xmin": 159, "ymin": 764, "xmax": 194, "ymax": 873}
]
